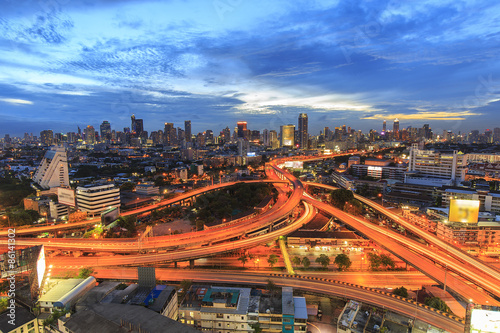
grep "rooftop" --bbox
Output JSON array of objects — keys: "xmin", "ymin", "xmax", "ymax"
[
  {"xmin": 0, "ymin": 307, "xmax": 36, "ymax": 332},
  {"xmin": 39, "ymin": 278, "xmax": 85, "ymax": 303}
]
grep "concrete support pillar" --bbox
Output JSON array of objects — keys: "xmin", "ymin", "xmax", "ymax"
[{"xmin": 189, "ymin": 259, "xmax": 195, "ymax": 268}]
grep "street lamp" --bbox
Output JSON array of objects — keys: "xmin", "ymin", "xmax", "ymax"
[{"xmin": 2, "ymin": 215, "xmax": 10, "ymax": 228}]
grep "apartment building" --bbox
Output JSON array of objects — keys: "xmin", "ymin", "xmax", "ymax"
[{"xmin": 179, "ymin": 286, "xmax": 307, "ymax": 333}]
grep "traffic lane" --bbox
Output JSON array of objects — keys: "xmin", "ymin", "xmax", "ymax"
[
  {"xmin": 304, "ymin": 196, "xmax": 499, "ymax": 306},
  {"xmin": 84, "ymin": 267, "xmax": 463, "ymax": 333}
]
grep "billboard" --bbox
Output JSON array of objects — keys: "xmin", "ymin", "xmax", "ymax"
[
  {"xmin": 36, "ymin": 246, "xmax": 46, "ymax": 288},
  {"xmin": 58, "ymin": 187, "xmax": 75, "ymax": 207},
  {"xmin": 449, "ymin": 199, "xmax": 480, "ymax": 223},
  {"xmin": 284, "ymin": 161, "xmax": 304, "ymax": 169},
  {"xmin": 101, "ymin": 206, "xmax": 120, "ymax": 225},
  {"xmin": 467, "ymin": 306, "xmax": 500, "ymax": 333}
]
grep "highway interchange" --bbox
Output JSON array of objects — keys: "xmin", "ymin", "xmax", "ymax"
[{"xmin": 6, "ymin": 154, "xmax": 497, "ymax": 330}]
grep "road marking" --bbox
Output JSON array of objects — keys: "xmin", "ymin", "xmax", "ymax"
[{"xmin": 309, "ymin": 322, "xmax": 322, "ymax": 333}]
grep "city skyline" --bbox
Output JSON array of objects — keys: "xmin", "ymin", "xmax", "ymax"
[{"xmin": 1, "ymin": 1, "xmax": 500, "ymax": 136}]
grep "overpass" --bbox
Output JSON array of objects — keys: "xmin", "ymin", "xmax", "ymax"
[
  {"xmin": 86, "ymin": 268, "xmax": 464, "ymax": 333},
  {"xmin": 0, "ymin": 179, "xmax": 288, "ymax": 236},
  {"xmin": 306, "ymin": 182, "xmax": 500, "ymax": 303}
]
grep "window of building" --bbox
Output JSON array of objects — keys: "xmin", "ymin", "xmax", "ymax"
[
  {"xmin": 28, "ymin": 323, "xmax": 34, "ymax": 329},
  {"xmin": 285, "ymin": 325, "xmax": 293, "ymax": 330},
  {"xmin": 216, "ymin": 313, "xmax": 223, "ymax": 319},
  {"xmin": 189, "ymin": 312, "xmax": 194, "ymax": 318},
  {"xmin": 218, "ymin": 323, "xmax": 221, "ymax": 327}
]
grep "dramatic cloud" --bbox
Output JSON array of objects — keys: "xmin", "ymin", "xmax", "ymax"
[{"xmin": 0, "ymin": 0, "xmax": 499, "ymax": 136}]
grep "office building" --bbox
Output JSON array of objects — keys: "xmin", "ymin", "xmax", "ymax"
[
  {"xmin": 40, "ymin": 130, "xmax": 54, "ymax": 146},
  {"xmin": 280, "ymin": 125, "xmax": 295, "ymax": 147},
  {"xmin": 270, "ymin": 130, "xmax": 279, "ymax": 149},
  {"xmin": 131, "ymin": 114, "xmax": 144, "ymax": 138},
  {"xmin": 76, "ymin": 184, "xmax": 120, "ymax": 216},
  {"xmin": 185, "ymin": 120, "xmax": 192, "ymax": 142},
  {"xmin": 298, "ymin": 113, "xmax": 308, "ymax": 149},
  {"xmin": 393, "ymin": 119, "xmax": 399, "ymax": 139},
  {"xmin": 100, "ymin": 121, "xmax": 111, "ymax": 142},
  {"xmin": 85, "ymin": 125, "xmax": 96, "ymax": 144},
  {"xmin": 383, "ymin": 120, "xmax": 386, "ymax": 132},
  {"xmin": 33, "ymin": 146, "xmax": 70, "ymax": 189},
  {"xmin": 237, "ymin": 121, "xmax": 247, "ymax": 139},
  {"xmin": 407, "ymin": 143, "xmax": 467, "ymax": 185},
  {"xmin": 164, "ymin": 123, "xmax": 176, "ymax": 146}
]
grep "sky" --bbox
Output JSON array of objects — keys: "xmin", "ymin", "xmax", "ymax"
[{"xmin": 1, "ymin": 0, "xmax": 500, "ymax": 137}]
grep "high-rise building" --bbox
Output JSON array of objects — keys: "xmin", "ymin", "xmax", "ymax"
[
  {"xmin": 131, "ymin": 114, "xmax": 144, "ymax": 138},
  {"xmin": 237, "ymin": 121, "xmax": 247, "ymax": 139},
  {"xmin": 184, "ymin": 120, "xmax": 192, "ymax": 142},
  {"xmin": 177, "ymin": 127, "xmax": 185, "ymax": 143},
  {"xmin": 298, "ymin": 113, "xmax": 308, "ymax": 149},
  {"xmin": 423, "ymin": 124, "xmax": 431, "ymax": 140},
  {"xmin": 32, "ymin": 146, "xmax": 70, "ymax": 189},
  {"xmin": 270, "ymin": 130, "xmax": 279, "ymax": 149},
  {"xmin": 263, "ymin": 129, "xmax": 270, "ymax": 146},
  {"xmin": 85, "ymin": 125, "xmax": 96, "ymax": 144},
  {"xmin": 40, "ymin": 130, "xmax": 53, "ymax": 146},
  {"xmin": 100, "ymin": 121, "xmax": 111, "ymax": 142},
  {"xmin": 407, "ymin": 143, "xmax": 467, "ymax": 184},
  {"xmin": 221, "ymin": 127, "xmax": 231, "ymax": 143},
  {"xmin": 280, "ymin": 124, "xmax": 295, "ymax": 147},
  {"xmin": 393, "ymin": 119, "xmax": 400, "ymax": 139},
  {"xmin": 164, "ymin": 123, "xmax": 176, "ymax": 146},
  {"xmin": 383, "ymin": 120, "xmax": 387, "ymax": 133}
]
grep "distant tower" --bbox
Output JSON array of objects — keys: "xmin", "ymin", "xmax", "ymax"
[
  {"xmin": 237, "ymin": 121, "xmax": 248, "ymax": 139},
  {"xmin": 383, "ymin": 120, "xmax": 387, "ymax": 133},
  {"xmin": 100, "ymin": 121, "xmax": 111, "ymax": 142},
  {"xmin": 393, "ymin": 119, "xmax": 400, "ymax": 138},
  {"xmin": 131, "ymin": 114, "xmax": 136, "ymax": 133},
  {"xmin": 164, "ymin": 123, "xmax": 176, "ymax": 146},
  {"xmin": 184, "ymin": 120, "xmax": 192, "ymax": 142},
  {"xmin": 85, "ymin": 125, "xmax": 96, "ymax": 144},
  {"xmin": 298, "ymin": 113, "xmax": 308, "ymax": 149},
  {"xmin": 40, "ymin": 130, "xmax": 54, "ymax": 146},
  {"xmin": 280, "ymin": 124, "xmax": 295, "ymax": 147}
]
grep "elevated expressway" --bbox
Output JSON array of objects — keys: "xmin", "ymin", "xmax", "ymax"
[
  {"xmin": 306, "ymin": 183, "xmax": 500, "ymax": 301},
  {"xmin": 0, "ymin": 179, "xmax": 287, "ymax": 237},
  {"xmin": 301, "ymin": 190, "xmax": 500, "ymax": 305},
  {"xmin": 86, "ymin": 268, "xmax": 464, "ymax": 332}
]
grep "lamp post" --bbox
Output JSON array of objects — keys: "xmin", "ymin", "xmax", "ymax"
[{"xmin": 2, "ymin": 215, "xmax": 10, "ymax": 228}]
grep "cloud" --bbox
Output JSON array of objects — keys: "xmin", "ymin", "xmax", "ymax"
[{"xmin": 0, "ymin": 98, "xmax": 33, "ymax": 105}]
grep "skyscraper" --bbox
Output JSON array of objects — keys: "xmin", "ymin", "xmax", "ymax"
[
  {"xmin": 85, "ymin": 125, "xmax": 96, "ymax": 144},
  {"xmin": 164, "ymin": 123, "xmax": 176, "ymax": 146},
  {"xmin": 393, "ymin": 119, "xmax": 400, "ymax": 139},
  {"xmin": 383, "ymin": 120, "xmax": 386, "ymax": 133},
  {"xmin": 280, "ymin": 124, "xmax": 295, "ymax": 147},
  {"xmin": 298, "ymin": 113, "xmax": 308, "ymax": 149},
  {"xmin": 40, "ymin": 130, "xmax": 53, "ymax": 146},
  {"xmin": 237, "ymin": 121, "xmax": 247, "ymax": 139},
  {"xmin": 185, "ymin": 120, "xmax": 192, "ymax": 142},
  {"xmin": 131, "ymin": 114, "xmax": 143, "ymax": 138},
  {"xmin": 100, "ymin": 121, "xmax": 111, "ymax": 142}
]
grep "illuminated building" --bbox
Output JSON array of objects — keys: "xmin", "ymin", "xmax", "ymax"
[
  {"xmin": 32, "ymin": 146, "xmax": 70, "ymax": 189},
  {"xmin": 185, "ymin": 120, "xmax": 192, "ymax": 142},
  {"xmin": 100, "ymin": 121, "xmax": 111, "ymax": 142},
  {"xmin": 237, "ymin": 121, "xmax": 247, "ymax": 139},
  {"xmin": 76, "ymin": 184, "xmax": 120, "ymax": 216},
  {"xmin": 40, "ymin": 129, "xmax": 53, "ymax": 146},
  {"xmin": 298, "ymin": 113, "xmax": 308, "ymax": 149},
  {"xmin": 85, "ymin": 125, "xmax": 96, "ymax": 144},
  {"xmin": 280, "ymin": 124, "xmax": 295, "ymax": 147},
  {"xmin": 164, "ymin": 123, "xmax": 176, "ymax": 146}
]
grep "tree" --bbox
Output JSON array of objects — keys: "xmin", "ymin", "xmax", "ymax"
[
  {"xmin": 393, "ymin": 286, "xmax": 408, "ymax": 298},
  {"xmin": 367, "ymin": 252, "xmax": 382, "ymax": 270},
  {"xmin": 266, "ymin": 279, "xmax": 279, "ymax": 296},
  {"xmin": 267, "ymin": 254, "xmax": 278, "ymax": 268},
  {"xmin": 331, "ymin": 189, "xmax": 354, "ymax": 210},
  {"xmin": 425, "ymin": 297, "xmax": 451, "ymax": 313},
  {"xmin": 238, "ymin": 254, "xmax": 248, "ymax": 267},
  {"xmin": 302, "ymin": 257, "xmax": 311, "ymax": 269},
  {"xmin": 77, "ymin": 267, "xmax": 95, "ymax": 279},
  {"xmin": 334, "ymin": 254, "xmax": 352, "ymax": 271},
  {"xmin": 120, "ymin": 182, "xmax": 136, "ymax": 191},
  {"xmin": 379, "ymin": 254, "xmax": 395, "ymax": 269},
  {"xmin": 179, "ymin": 279, "xmax": 192, "ymax": 299},
  {"xmin": 315, "ymin": 254, "xmax": 330, "ymax": 268},
  {"xmin": 292, "ymin": 256, "xmax": 302, "ymax": 266}
]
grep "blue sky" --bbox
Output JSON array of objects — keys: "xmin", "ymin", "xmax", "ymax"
[{"xmin": 1, "ymin": 0, "xmax": 500, "ymax": 137}]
